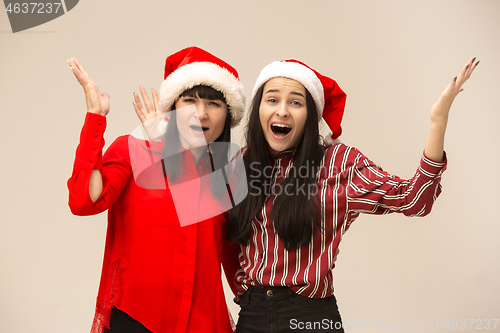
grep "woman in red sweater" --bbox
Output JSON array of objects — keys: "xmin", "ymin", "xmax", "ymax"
[
  {"xmin": 226, "ymin": 57, "xmax": 478, "ymax": 332},
  {"xmin": 67, "ymin": 47, "xmax": 245, "ymax": 333}
]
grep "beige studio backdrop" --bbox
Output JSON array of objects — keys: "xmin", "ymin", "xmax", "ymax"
[{"xmin": 1, "ymin": 0, "xmax": 499, "ymax": 332}]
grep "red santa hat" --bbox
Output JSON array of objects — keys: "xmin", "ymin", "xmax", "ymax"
[
  {"xmin": 251, "ymin": 59, "xmax": 347, "ymax": 140},
  {"xmin": 159, "ymin": 46, "xmax": 246, "ymax": 128}
]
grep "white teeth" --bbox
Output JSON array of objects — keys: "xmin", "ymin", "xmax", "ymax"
[
  {"xmin": 191, "ymin": 125, "xmax": 209, "ymax": 132},
  {"xmin": 272, "ymin": 124, "xmax": 291, "ymax": 128}
]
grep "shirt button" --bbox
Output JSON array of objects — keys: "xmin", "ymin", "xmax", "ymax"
[
  {"xmin": 89, "ymin": 158, "xmax": 94, "ymax": 163},
  {"xmin": 259, "ymin": 253, "xmax": 263, "ymax": 258},
  {"xmin": 97, "ymin": 120, "xmax": 102, "ymax": 126},
  {"xmin": 94, "ymin": 131, "xmax": 99, "ymax": 137},
  {"xmin": 266, "ymin": 289, "xmax": 273, "ymax": 297},
  {"xmin": 92, "ymin": 145, "xmax": 97, "ymax": 150}
]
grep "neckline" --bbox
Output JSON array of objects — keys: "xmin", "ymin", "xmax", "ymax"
[{"xmin": 271, "ymin": 148, "xmax": 296, "ymax": 159}]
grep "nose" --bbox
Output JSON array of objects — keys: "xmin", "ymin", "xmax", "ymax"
[
  {"xmin": 275, "ymin": 102, "xmax": 289, "ymax": 118},
  {"xmin": 194, "ymin": 101, "xmax": 208, "ymax": 120}
]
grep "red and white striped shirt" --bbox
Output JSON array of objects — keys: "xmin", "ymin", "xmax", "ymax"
[{"xmin": 234, "ymin": 143, "xmax": 447, "ymax": 300}]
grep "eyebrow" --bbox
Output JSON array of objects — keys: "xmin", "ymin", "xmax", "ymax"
[
  {"xmin": 181, "ymin": 95, "xmax": 221, "ymax": 102},
  {"xmin": 264, "ymin": 89, "xmax": 305, "ymax": 98}
]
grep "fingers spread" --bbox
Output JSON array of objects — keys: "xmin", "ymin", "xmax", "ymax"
[
  {"xmin": 133, "ymin": 91, "xmax": 142, "ymax": 106},
  {"xmin": 152, "ymin": 88, "xmax": 161, "ymax": 113},
  {"xmin": 139, "ymin": 86, "xmax": 154, "ymax": 113},
  {"xmin": 469, "ymin": 57, "xmax": 479, "ymax": 77},
  {"xmin": 133, "ymin": 101, "xmax": 146, "ymax": 122},
  {"xmin": 455, "ymin": 57, "xmax": 479, "ymax": 91},
  {"xmin": 133, "ymin": 92, "xmax": 148, "ymax": 118}
]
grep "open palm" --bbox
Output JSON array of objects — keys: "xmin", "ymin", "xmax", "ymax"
[
  {"xmin": 68, "ymin": 58, "xmax": 110, "ymax": 116},
  {"xmin": 133, "ymin": 86, "xmax": 165, "ymax": 140},
  {"xmin": 431, "ymin": 57, "xmax": 479, "ymax": 124}
]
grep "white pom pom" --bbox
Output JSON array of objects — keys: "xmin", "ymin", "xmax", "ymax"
[{"xmin": 324, "ymin": 133, "xmax": 341, "ymax": 146}]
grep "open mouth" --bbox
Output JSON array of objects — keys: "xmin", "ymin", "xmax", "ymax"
[
  {"xmin": 271, "ymin": 123, "xmax": 292, "ymax": 137},
  {"xmin": 190, "ymin": 125, "xmax": 209, "ymax": 133}
]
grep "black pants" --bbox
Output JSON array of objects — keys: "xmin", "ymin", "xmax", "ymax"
[
  {"xmin": 104, "ymin": 308, "xmax": 153, "ymax": 333},
  {"xmin": 235, "ymin": 286, "xmax": 345, "ymax": 333}
]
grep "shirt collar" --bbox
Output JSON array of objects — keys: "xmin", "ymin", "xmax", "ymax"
[
  {"xmin": 178, "ymin": 144, "xmax": 214, "ymax": 171},
  {"xmin": 270, "ymin": 148, "xmax": 296, "ymax": 159}
]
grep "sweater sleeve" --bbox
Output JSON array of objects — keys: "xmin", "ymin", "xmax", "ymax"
[
  {"xmin": 345, "ymin": 147, "xmax": 447, "ymax": 218},
  {"xmin": 67, "ymin": 112, "xmax": 131, "ymax": 216}
]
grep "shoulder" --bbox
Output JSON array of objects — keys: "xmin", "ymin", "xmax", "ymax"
[
  {"xmin": 112, "ymin": 134, "xmax": 131, "ymax": 145},
  {"xmin": 103, "ymin": 135, "xmax": 133, "ymax": 162},
  {"xmin": 322, "ymin": 142, "xmax": 366, "ymax": 168},
  {"xmin": 104, "ymin": 134, "xmax": 166, "ymax": 173},
  {"xmin": 107, "ymin": 134, "xmax": 131, "ymax": 152},
  {"xmin": 323, "ymin": 142, "xmax": 359, "ymax": 158}
]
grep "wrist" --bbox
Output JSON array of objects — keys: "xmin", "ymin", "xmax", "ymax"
[
  {"xmin": 429, "ymin": 116, "xmax": 448, "ymax": 130},
  {"xmin": 87, "ymin": 111, "xmax": 107, "ymax": 118},
  {"xmin": 88, "ymin": 110, "xmax": 107, "ymax": 116}
]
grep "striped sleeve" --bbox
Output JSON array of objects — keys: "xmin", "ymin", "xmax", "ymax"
[{"xmin": 345, "ymin": 148, "xmax": 447, "ymax": 217}]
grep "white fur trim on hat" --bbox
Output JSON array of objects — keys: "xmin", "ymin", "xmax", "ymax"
[
  {"xmin": 159, "ymin": 62, "xmax": 246, "ymax": 128},
  {"xmin": 251, "ymin": 61, "xmax": 325, "ymax": 116},
  {"xmin": 323, "ymin": 134, "xmax": 341, "ymax": 146}
]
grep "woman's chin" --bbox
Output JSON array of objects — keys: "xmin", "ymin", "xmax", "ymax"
[
  {"xmin": 268, "ymin": 142, "xmax": 291, "ymax": 155},
  {"xmin": 184, "ymin": 138, "xmax": 208, "ymax": 150}
]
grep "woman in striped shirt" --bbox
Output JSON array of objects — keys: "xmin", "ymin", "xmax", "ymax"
[{"xmin": 226, "ymin": 58, "xmax": 478, "ymax": 332}]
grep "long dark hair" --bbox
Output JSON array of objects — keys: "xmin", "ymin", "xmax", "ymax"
[
  {"xmin": 161, "ymin": 85, "xmax": 231, "ymax": 198},
  {"xmin": 226, "ymin": 83, "xmax": 325, "ymax": 249}
]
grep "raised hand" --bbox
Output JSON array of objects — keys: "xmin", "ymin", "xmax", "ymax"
[
  {"xmin": 133, "ymin": 86, "xmax": 162, "ymax": 124},
  {"xmin": 431, "ymin": 57, "xmax": 479, "ymax": 124},
  {"xmin": 68, "ymin": 58, "xmax": 110, "ymax": 116},
  {"xmin": 133, "ymin": 86, "xmax": 165, "ymax": 140},
  {"xmin": 425, "ymin": 57, "xmax": 479, "ymax": 161}
]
